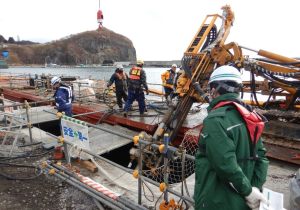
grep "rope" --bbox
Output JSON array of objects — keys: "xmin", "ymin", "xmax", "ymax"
[{"xmin": 0, "ymin": 148, "xmax": 54, "ymax": 161}]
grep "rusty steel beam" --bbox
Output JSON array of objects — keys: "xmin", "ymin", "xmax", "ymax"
[
  {"xmin": 1, "ymin": 88, "xmax": 51, "ymax": 105},
  {"xmin": 264, "ymin": 120, "xmax": 300, "ymax": 141},
  {"xmin": 263, "ymin": 134, "xmax": 300, "ymax": 150},
  {"xmin": 2, "ymin": 88, "xmax": 300, "ymax": 166},
  {"xmin": 264, "ymin": 142, "xmax": 300, "ymax": 165},
  {"xmin": 72, "ymin": 105, "xmax": 158, "ymax": 133}
]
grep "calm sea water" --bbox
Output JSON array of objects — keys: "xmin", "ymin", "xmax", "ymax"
[
  {"xmin": 1, "ymin": 66, "xmax": 269, "ymax": 100},
  {"xmin": 0, "ymin": 66, "xmax": 168, "ymax": 85}
]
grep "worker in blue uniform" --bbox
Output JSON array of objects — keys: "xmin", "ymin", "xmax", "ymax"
[
  {"xmin": 51, "ymin": 76, "xmax": 74, "ymax": 117},
  {"xmin": 123, "ymin": 60, "xmax": 149, "ymax": 117}
]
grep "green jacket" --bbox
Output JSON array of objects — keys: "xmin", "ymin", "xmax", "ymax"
[{"xmin": 194, "ymin": 93, "xmax": 269, "ymax": 210}]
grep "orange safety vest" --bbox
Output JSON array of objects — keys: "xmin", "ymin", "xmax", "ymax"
[
  {"xmin": 161, "ymin": 70, "xmax": 175, "ymax": 85},
  {"xmin": 129, "ymin": 66, "xmax": 142, "ymax": 80}
]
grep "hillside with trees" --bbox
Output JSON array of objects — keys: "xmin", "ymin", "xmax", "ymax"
[{"xmin": 0, "ymin": 28, "xmax": 136, "ymax": 66}]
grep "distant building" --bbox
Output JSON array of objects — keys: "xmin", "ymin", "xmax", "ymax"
[
  {"xmin": 143, "ymin": 60, "xmax": 181, "ymax": 67},
  {"xmin": 114, "ymin": 61, "xmax": 131, "ymax": 67},
  {"xmin": 102, "ymin": 60, "xmax": 114, "ymax": 66}
]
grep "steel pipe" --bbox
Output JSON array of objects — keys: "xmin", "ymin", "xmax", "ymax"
[
  {"xmin": 45, "ymin": 110, "xmax": 195, "ymax": 161},
  {"xmin": 46, "ymin": 163, "xmax": 144, "ymax": 210},
  {"xmin": 43, "ymin": 166, "xmax": 126, "ymax": 210},
  {"xmin": 46, "ymin": 132, "xmax": 195, "ymax": 205}
]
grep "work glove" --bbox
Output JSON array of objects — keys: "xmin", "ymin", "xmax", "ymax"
[
  {"xmin": 56, "ymin": 112, "xmax": 63, "ymax": 118},
  {"xmin": 245, "ymin": 187, "xmax": 269, "ymax": 209},
  {"xmin": 146, "ymin": 90, "xmax": 149, "ymax": 95}
]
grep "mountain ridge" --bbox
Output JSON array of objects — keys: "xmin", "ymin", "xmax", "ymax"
[{"xmin": 0, "ymin": 28, "xmax": 136, "ymax": 66}]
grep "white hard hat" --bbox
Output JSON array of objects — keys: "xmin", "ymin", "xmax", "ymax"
[
  {"xmin": 172, "ymin": 64, "xmax": 177, "ymax": 68},
  {"xmin": 51, "ymin": 76, "xmax": 61, "ymax": 85},
  {"xmin": 208, "ymin": 65, "xmax": 242, "ymax": 84},
  {"xmin": 137, "ymin": 59, "xmax": 144, "ymax": 65},
  {"xmin": 116, "ymin": 64, "xmax": 124, "ymax": 69}
]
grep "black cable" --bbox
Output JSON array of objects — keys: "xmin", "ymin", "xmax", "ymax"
[
  {"xmin": 127, "ymin": 114, "xmax": 160, "ymax": 117},
  {"xmin": 96, "ymin": 109, "xmax": 114, "ymax": 124},
  {"xmin": 0, "ymin": 170, "xmax": 42, "ymax": 180},
  {"xmin": 154, "ymin": 192, "xmax": 164, "ymax": 210},
  {"xmin": 142, "ymin": 180, "xmax": 155, "ymax": 202},
  {"xmin": 0, "ymin": 161, "xmax": 38, "ymax": 167},
  {"xmin": 0, "ymin": 161, "xmax": 42, "ymax": 180},
  {"xmin": 18, "ymin": 141, "xmax": 42, "ymax": 147},
  {"xmin": 250, "ymin": 70, "xmax": 264, "ymax": 109},
  {"xmin": 263, "ymin": 88, "xmax": 276, "ymax": 109},
  {"xmin": 253, "ymin": 63, "xmax": 300, "ymax": 84},
  {"xmin": 254, "ymin": 58, "xmax": 300, "ymax": 66},
  {"xmin": 0, "ymin": 147, "xmax": 54, "ymax": 161},
  {"xmin": 267, "ymin": 73, "xmax": 300, "ymax": 87}
]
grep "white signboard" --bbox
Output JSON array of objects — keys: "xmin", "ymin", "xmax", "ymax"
[{"xmin": 61, "ymin": 116, "xmax": 91, "ymax": 160}]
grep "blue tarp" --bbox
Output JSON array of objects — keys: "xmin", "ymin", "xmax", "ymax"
[{"xmin": 2, "ymin": 50, "xmax": 9, "ymax": 58}]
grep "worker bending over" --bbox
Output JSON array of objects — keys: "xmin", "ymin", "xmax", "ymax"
[{"xmin": 51, "ymin": 76, "xmax": 74, "ymax": 117}]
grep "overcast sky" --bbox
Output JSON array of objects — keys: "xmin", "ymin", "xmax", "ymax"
[{"xmin": 1, "ymin": 0, "xmax": 300, "ymax": 61}]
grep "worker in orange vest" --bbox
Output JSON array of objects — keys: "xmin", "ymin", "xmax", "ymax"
[
  {"xmin": 161, "ymin": 64, "xmax": 177, "ymax": 101},
  {"xmin": 123, "ymin": 60, "xmax": 149, "ymax": 117}
]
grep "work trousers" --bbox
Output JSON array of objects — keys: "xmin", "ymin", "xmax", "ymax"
[
  {"xmin": 164, "ymin": 87, "xmax": 174, "ymax": 99},
  {"xmin": 116, "ymin": 90, "xmax": 128, "ymax": 109},
  {"xmin": 124, "ymin": 88, "xmax": 145, "ymax": 114},
  {"xmin": 58, "ymin": 106, "xmax": 72, "ymax": 117}
]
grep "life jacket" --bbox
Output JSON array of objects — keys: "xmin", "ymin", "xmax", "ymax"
[
  {"xmin": 213, "ymin": 101, "xmax": 265, "ymax": 144},
  {"xmin": 116, "ymin": 71, "xmax": 127, "ymax": 80},
  {"xmin": 129, "ymin": 66, "xmax": 142, "ymax": 80},
  {"xmin": 162, "ymin": 69, "xmax": 175, "ymax": 85},
  {"xmin": 213, "ymin": 100, "xmax": 267, "ymax": 160}
]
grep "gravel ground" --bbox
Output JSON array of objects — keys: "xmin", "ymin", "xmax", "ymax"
[
  {"xmin": 264, "ymin": 160, "xmax": 298, "ymax": 210},
  {"xmin": 0, "ymin": 175, "xmax": 98, "ymax": 210},
  {"xmin": 0, "ymin": 133, "xmax": 298, "ymax": 210},
  {"xmin": 0, "ymin": 147, "xmax": 99, "ymax": 210},
  {"xmin": 0, "ymin": 158, "xmax": 297, "ymax": 210}
]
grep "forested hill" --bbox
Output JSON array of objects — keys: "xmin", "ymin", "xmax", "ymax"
[{"xmin": 0, "ymin": 28, "xmax": 136, "ymax": 66}]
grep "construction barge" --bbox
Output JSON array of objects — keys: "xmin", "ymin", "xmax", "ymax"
[
  {"xmin": 0, "ymin": 71, "xmax": 298, "ymax": 209},
  {"xmin": 0, "ymin": 74, "xmax": 299, "ymax": 165},
  {"xmin": 0, "ymin": 75, "xmax": 202, "ymax": 209},
  {"xmin": 1, "ymin": 6, "xmax": 300, "ymax": 209}
]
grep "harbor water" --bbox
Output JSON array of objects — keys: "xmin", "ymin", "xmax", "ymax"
[
  {"xmin": 0, "ymin": 66, "xmax": 269, "ymax": 101},
  {"xmin": 0, "ymin": 66, "xmax": 168, "ymax": 84}
]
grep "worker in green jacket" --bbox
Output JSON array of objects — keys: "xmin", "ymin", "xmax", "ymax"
[{"xmin": 194, "ymin": 65, "xmax": 269, "ymax": 210}]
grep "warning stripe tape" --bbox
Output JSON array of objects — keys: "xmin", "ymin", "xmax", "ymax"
[{"xmin": 77, "ymin": 173, "xmax": 119, "ymax": 200}]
